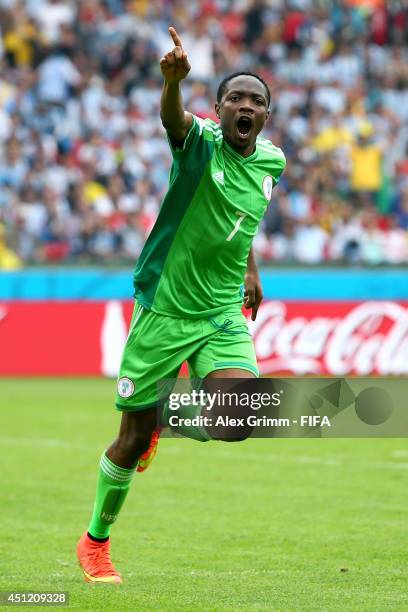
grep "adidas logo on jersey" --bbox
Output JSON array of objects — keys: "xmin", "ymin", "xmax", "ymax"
[{"xmin": 212, "ymin": 171, "xmax": 224, "ymax": 185}]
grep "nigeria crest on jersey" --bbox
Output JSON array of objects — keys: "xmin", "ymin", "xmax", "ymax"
[
  {"xmin": 262, "ymin": 175, "xmax": 273, "ymax": 200},
  {"xmin": 117, "ymin": 377, "xmax": 135, "ymax": 398}
]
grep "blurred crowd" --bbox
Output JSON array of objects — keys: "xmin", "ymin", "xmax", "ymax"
[{"xmin": 0, "ymin": 0, "xmax": 408, "ymax": 269}]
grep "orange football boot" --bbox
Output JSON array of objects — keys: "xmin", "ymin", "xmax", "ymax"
[{"xmin": 77, "ymin": 532, "xmax": 122, "ymax": 584}]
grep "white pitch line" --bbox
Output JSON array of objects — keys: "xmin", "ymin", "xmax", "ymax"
[
  {"xmin": 370, "ymin": 461, "xmax": 408, "ymax": 470},
  {"xmin": 0, "ymin": 436, "xmax": 72, "ymax": 448},
  {"xmin": 391, "ymin": 450, "xmax": 408, "ymax": 458}
]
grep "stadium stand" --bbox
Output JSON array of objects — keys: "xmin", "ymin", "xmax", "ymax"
[{"xmin": 0, "ymin": 0, "xmax": 407, "ymax": 268}]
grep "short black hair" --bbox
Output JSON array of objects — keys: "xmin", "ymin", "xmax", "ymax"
[{"xmin": 216, "ymin": 72, "xmax": 271, "ymax": 107}]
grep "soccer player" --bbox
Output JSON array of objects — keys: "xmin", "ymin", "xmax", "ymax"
[{"xmin": 77, "ymin": 26, "xmax": 286, "ymax": 583}]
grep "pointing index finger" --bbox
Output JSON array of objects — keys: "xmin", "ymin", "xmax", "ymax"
[{"xmin": 169, "ymin": 26, "xmax": 183, "ymax": 49}]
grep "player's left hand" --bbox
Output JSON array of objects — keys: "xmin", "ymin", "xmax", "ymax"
[{"xmin": 244, "ymin": 272, "xmax": 263, "ymax": 321}]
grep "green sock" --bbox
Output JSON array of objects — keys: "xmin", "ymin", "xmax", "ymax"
[
  {"xmin": 88, "ymin": 452, "xmax": 135, "ymax": 539},
  {"xmin": 162, "ymin": 402, "xmax": 211, "ymax": 442}
]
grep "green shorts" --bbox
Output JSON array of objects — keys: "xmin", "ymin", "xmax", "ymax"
[{"xmin": 115, "ymin": 302, "xmax": 258, "ymax": 411}]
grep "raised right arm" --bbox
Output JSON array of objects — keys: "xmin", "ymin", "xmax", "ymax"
[{"xmin": 159, "ymin": 27, "xmax": 193, "ymax": 142}]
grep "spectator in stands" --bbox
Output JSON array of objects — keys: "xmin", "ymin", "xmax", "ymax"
[
  {"xmin": 350, "ymin": 124, "xmax": 383, "ymax": 202},
  {"xmin": 0, "ymin": 222, "xmax": 21, "ymax": 269}
]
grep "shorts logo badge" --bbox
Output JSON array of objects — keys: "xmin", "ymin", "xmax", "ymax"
[
  {"xmin": 262, "ymin": 175, "xmax": 273, "ymax": 200},
  {"xmin": 117, "ymin": 377, "xmax": 135, "ymax": 398}
]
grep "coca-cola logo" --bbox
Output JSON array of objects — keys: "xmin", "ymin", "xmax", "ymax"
[
  {"xmin": 0, "ymin": 305, "xmax": 8, "ymax": 323},
  {"xmin": 247, "ymin": 301, "xmax": 408, "ymax": 376}
]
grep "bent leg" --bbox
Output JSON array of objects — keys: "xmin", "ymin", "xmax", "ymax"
[
  {"xmin": 170, "ymin": 309, "xmax": 258, "ymax": 441},
  {"xmin": 205, "ymin": 368, "xmax": 256, "ymax": 441}
]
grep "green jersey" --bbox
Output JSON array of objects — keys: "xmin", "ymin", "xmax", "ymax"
[{"xmin": 133, "ymin": 114, "xmax": 286, "ymax": 319}]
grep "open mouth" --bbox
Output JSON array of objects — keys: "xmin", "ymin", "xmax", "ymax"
[{"xmin": 237, "ymin": 115, "xmax": 253, "ymax": 138}]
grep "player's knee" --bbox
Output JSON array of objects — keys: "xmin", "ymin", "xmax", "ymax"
[
  {"xmin": 116, "ymin": 430, "xmax": 152, "ymax": 460},
  {"xmin": 133, "ymin": 430, "xmax": 152, "ymax": 456}
]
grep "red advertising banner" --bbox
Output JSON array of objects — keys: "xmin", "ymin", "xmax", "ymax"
[
  {"xmin": 249, "ymin": 301, "xmax": 408, "ymax": 376},
  {"xmin": 1, "ymin": 300, "xmax": 407, "ymax": 376}
]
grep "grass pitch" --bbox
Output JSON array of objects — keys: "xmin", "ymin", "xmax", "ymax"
[{"xmin": 1, "ymin": 378, "xmax": 406, "ymax": 611}]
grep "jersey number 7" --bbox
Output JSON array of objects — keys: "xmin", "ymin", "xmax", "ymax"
[{"xmin": 226, "ymin": 212, "xmax": 247, "ymax": 241}]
